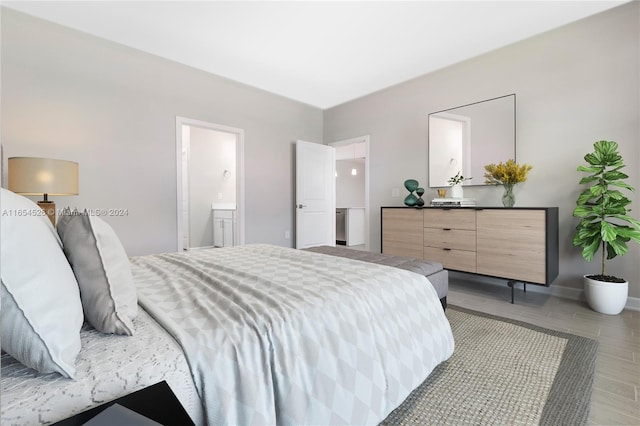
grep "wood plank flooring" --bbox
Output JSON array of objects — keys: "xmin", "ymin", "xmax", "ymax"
[{"xmin": 448, "ymin": 275, "xmax": 640, "ymax": 426}]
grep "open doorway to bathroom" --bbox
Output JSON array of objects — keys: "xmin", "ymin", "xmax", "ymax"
[
  {"xmin": 329, "ymin": 136, "xmax": 369, "ymax": 251},
  {"xmin": 176, "ymin": 117, "xmax": 244, "ymax": 251}
]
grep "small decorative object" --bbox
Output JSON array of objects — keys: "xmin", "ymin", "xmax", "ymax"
[
  {"xmin": 437, "ymin": 189, "xmax": 447, "ymax": 198},
  {"xmin": 447, "ymin": 171, "xmax": 471, "ymax": 186},
  {"xmin": 572, "ymin": 140, "xmax": 640, "ymax": 315},
  {"xmin": 403, "ymin": 179, "xmax": 420, "ymax": 206},
  {"xmin": 416, "ymin": 187, "xmax": 425, "ymax": 206},
  {"xmin": 403, "ymin": 193, "xmax": 418, "ymax": 206},
  {"xmin": 502, "ymin": 183, "xmax": 516, "ymax": 208},
  {"xmin": 404, "ymin": 179, "xmax": 419, "ymax": 193},
  {"xmin": 448, "ymin": 171, "xmax": 471, "ymax": 199},
  {"xmin": 483, "ymin": 159, "xmax": 532, "ymax": 207},
  {"xmin": 450, "ymin": 184, "xmax": 463, "ymax": 199}
]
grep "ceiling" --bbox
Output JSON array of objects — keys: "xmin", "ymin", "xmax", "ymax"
[{"xmin": 3, "ymin": 1, "xmax": 629, "ymax": 109}]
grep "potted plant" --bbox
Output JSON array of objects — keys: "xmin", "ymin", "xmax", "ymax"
[
  {"xmin": 447, "ymin": 171, "xmax": 471, "ymax": 199},
  {"xmin": 572, "ymin": 140, "xmax": 640, "ymax": 315}
]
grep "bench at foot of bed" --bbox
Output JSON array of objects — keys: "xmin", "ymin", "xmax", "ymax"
[{"xmin": 303, "ymin": 246, "xmax": 448, "ymax": 310}]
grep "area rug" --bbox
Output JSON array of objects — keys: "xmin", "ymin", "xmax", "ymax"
[{"xmin": 381, "ymin": 305, "xmax": 598, "ymax": 426}]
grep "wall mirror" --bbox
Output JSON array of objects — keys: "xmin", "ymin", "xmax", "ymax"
[{"xmin": 428, "ymin": 94, "xmax": 516, "ymax": 188}]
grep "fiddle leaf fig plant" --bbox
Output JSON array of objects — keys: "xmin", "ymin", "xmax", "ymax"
[{"xmin": 572, "ymin": 140, "xmax": 640, "ymax": 282}]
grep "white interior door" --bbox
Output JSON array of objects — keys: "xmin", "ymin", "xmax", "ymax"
[{"xmin": 295, "ymin": 140, "xmax": 335, "ymax": 249}]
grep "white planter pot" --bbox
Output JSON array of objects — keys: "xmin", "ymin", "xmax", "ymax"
[
  {"xmin": 450, "ymin": 184, "xmax": 463, "ymax": 199},
  {"xmin": 584, "ymin": 275, "xmax": 628, "ymax": 315}
]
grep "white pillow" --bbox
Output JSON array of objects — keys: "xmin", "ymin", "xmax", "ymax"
[
  {"xmin": 57, "ymin": 209, "xmax": 138, "ymax": 335},
  {"xmin": 0, "ymin": 188, "xmax": 83, "ymax": 378}
]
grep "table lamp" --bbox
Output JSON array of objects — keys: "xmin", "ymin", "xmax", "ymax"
[{"xmin": 8, "ymin": 157, "xmax": 79, "ymax": 225}]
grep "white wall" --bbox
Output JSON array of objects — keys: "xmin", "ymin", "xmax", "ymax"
[
  {"xmin": 324, "ymin": 2, "xmax": 640, "ymax": 297},
  {"xmin": 336, "ymin": 159, "xmax": 365, "ymax": 208},
  {"xmin": 1, "ymin": 8, "xmax": 323, "ymax": 255},
  {"xmin": 187, "ymin": 126, "xmax": 236, "ymax": 248}
]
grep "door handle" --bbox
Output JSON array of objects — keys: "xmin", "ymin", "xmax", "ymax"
[{"xmin": 297, "ymin": 204, "xmax": 307, "ymax": 209}]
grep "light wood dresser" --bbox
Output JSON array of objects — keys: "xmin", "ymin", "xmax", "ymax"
[{"xmin": 381, "ymin": 206, "xmax": 559, "ymax": 302}]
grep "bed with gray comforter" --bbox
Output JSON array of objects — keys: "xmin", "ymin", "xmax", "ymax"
[
  {"xmin": 1, "ymin": 244, "xmax": 454, "ymax": 426},
  {"xmin": 131, "ymin": 244, "xmax": 455, "ymax": 425}
]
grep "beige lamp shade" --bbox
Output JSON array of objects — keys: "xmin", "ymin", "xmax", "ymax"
[{"xmin": 8, "ymin": 157, "xmax": 79, "ymax": 196}]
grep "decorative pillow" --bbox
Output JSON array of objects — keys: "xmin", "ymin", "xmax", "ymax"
[
  {"xmin": 57, "ymin": 208, "xmax": 138, "ymax": 335},
  {"xmin": 0, "ymin": 188, "xmax": 83, "ymax": 378}
]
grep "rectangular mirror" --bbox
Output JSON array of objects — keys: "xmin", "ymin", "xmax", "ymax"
[{"xmin": 428, "ymin": 94, "xmax": 516, "ymax": 188}]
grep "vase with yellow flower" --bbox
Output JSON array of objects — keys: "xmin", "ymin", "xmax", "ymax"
[{"xmin": 483, "ymin": 160, "xmax": 533, "ymax": 207}]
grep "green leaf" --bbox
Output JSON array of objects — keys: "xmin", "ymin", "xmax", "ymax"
[
  {"xmin": 606, "ymin": 241, "xmax": 620, "ymax": 259},
  {"xmin": 604, "ymin": 171, "xmax": 629, "ymax": 180},
  {"xmin": 608, "ymin": 238, "xmax": 628, "ymax": 257},
  {"xmin": 576, "ymin": 190, "xmax": 596, "ymax": 205},
  {"xmin": 584, "ymin": 153, "xmax": 602, "ymax": 166},
  {"xmin": 610, "ymin": 214, "xmax": 640, "ymax": 229},
  {"xmin": 580, "ymin": 237, "xmax": 601, "ymax": 261},
  {"xmin": 573, "ymin": 206, "xmax": 596, "ymax": 218},
  {"xmin": 578, "ymin": 175, "xmax": 600, "ymax": 184},
  {"xmin": 601, "ymin": 222, "xmax": 617, "ymax": 242},
  {"xmin": 609, "ymin": 181, "xmax": 635, "ymax": 191},
  {"xmin": 595, "ymin": 140, "xmax": 619, "ymax": 155},
  {"xmin": 615, "ymin": 227, "xmax": 640, "ymax": 242},
  {"xmin": 608, "ymin": 190, "xmax": 626, "ymax": 200},
  {"xmin": 577, "ymin": 165, "xmax": 602, "ymax": 173}
]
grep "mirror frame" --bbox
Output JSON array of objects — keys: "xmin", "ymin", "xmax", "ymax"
[{"xmin": 428, "ymin": 94, "xmax": 516, "ymax": 188}]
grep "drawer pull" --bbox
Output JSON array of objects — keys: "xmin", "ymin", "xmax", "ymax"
[
  {"xmin": 443, "ymin": 228, "xmax": 451, "ymax": 231},
  {"xmin": 443, "ymin": 248, "xmax": 451, "ymax": 251}
]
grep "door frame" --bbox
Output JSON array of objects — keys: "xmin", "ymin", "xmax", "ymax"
[
  {"xmin": 176, "ymin": 116, "xmax": 245, "ymax": 251},
  {"xmin": 329, "ymin": 135, "xmax": 370, "ymax": 250}
]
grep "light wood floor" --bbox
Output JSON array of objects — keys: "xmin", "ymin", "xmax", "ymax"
[{"xmin": 448, "ymin": 276, "xmax": 640, "ymax": 426}]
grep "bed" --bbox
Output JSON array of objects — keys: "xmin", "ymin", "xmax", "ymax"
[{"xmin": 0, "ymin": 188, "xmax": 455, "ymax": 425}]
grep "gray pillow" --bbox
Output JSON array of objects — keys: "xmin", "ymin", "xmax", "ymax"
[
  {"xmin": 0, "ymin": 189, "xmax": 83, "ymax": 378},
  {"xmin": 57, "ymin": 209, "xmax": 138, "ymax": 335}
]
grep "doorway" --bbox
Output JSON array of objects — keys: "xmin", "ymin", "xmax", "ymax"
[
  {"xmin": 176, "ymin": 117, "xmax": 244, "ymax": 251},
  {"xmin": 329, "ymin": 136, "xmax": 370, "ymax": 251}
]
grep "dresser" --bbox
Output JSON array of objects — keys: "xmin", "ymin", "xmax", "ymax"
[{"xmin": 381, "ymin": 207, "xmax": 559, "ymax": 302}]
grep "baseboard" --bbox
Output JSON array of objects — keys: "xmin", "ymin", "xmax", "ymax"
[
  {"xmin": 625, "ymin": 296, "xmax": 640, "ymax": 311},
  {"xmin": 450, "ymin": 272, "xmax": 640, "ymax": 312}
]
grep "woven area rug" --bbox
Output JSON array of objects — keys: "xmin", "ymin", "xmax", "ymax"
[{"xmin": 381, "ymin": 305, "xmax": 598, "ymax": 426}]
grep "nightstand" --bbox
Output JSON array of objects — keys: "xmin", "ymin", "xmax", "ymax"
[{"xmin": 53, "ymin": 380, "xmax": 195, "ymax": 425}]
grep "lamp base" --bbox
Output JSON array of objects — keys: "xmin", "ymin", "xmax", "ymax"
[{"xmin": 38, "ymin": 201, "xmax": 56, "ymax": 226}]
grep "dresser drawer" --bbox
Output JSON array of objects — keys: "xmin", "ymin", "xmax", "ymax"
[
  {"xmin": 424, "ymin": 228, "xmax": 476, "ymax": 251},
  {"xmin": 423, "ymin": 209, "xmax": 476, "ymax": 230},
  {"xmin": 423, "ymin": 246, "xmax": 476, "ymax": 273},
  {"xmin": 382, "ymin": 208, "xmax": 424, "ymax": 259}
]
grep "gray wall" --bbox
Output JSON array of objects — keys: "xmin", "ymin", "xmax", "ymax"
[
  {"xmin": 323, "ymin": 2, "xmax": 640, "ymax": 297},
  {"xmin": 1, "ymin": 8, "xmax": 323, "ymax": 255}
]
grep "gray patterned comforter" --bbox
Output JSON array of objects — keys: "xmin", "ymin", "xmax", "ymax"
[{"xmin": 130, "ymin": 244, "xmax": 454, "ymax": 426}]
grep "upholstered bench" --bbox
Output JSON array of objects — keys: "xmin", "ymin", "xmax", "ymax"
[{"xmin": 303, "ymin": 245, "xmax": 448, "ymax": 310}]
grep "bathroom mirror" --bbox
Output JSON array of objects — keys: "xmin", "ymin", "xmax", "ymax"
[{"xmin": 428, "ymin": 94, "xmax": 516, "ymax": 188}]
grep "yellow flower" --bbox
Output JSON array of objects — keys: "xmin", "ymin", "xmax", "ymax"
[{"xmin": 483, "ymin": 160, "xmax": 532, "ymax": 185}]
